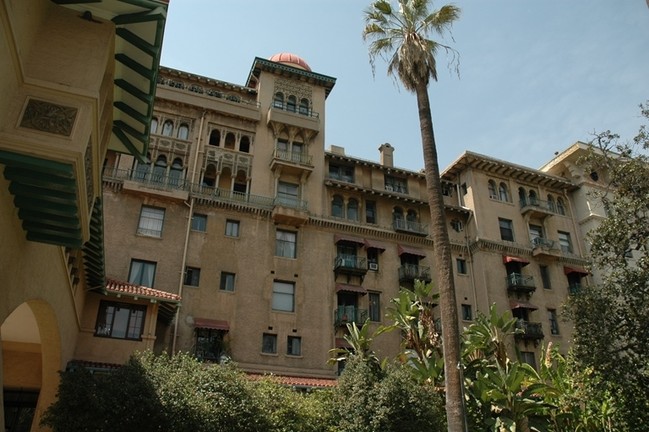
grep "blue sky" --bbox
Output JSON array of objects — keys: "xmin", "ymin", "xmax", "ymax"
[{"xmin": 160, "ymin": 1, "xmax": 649, "ymax": 172}]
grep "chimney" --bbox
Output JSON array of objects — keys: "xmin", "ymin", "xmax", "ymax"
[{"xmin": 379, "ymin": 143, "xmax": 394, "ymax": 167}]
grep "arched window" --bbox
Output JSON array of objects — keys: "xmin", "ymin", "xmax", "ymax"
[
  {"xmin": 224, "ymin": 132, "xmax": 235, "ymax": 150},
  {"xmin": 332, "ymin": 195, "xmax": 344, "ymax": 218},
  {"xmin": 169, "ymin": 158, "xmax": 183, "ymax": 187},
  {"xmin": 556, "ymin": 197, "xmax": 566, "ymax": 215},
  {"xmin": 488, "ymin": 180, "xmax": 497, "ymax": 199},
  {"xmin": 273, "ymin": 92, "xmax": 284, "ymax": 109},
  {"xmin": 162, "ymin": 120, "xmax": 173, "ymax": 137},
  {"xmin": 239, "ymin": 136, "xmax": 251, "ymax": 153},
  {"xmin": 150, "ymin": 118, "xmax": 158, "ymax": 135},
  {"xmin": 177, "ymin": 124, "xmax": 189, "ymax": 140},
  {"xmin": 347, "ymin": 199, "xmax": 359, "ymax": 221},
  {"xmin": 450, "ymin": 218, "xmax": 463, "ymax": 232},
  {"xmin": 547, "ymin": 194, "xmax": 556, "ymax": 212},
  {"xmin": 499, "ymin": 183, "xmax": 509, "ymax": 202},
  {"xmin": 528, "ymin": 190, "xmax": 538, "ymax": 205},
  {"xmin": 202, "ymin": 164, "xmax": 217, "ymax": 188},
  {"xmin": 406, "ymin": 209, "xmax": 418, "ymax": 231},
  {"xmin": 393, "ymin": 207, "xmax": 404, "ymax": 229},
  {"xmin": 299, "ymin": 98, "xmax": 309, "ymax": 115},
  {"xmin": 209, "ymin": 129, "xmax": 220, "ymax": 146},
  {"xmin": 152, "ymin": 155, "xmax": 167, "ymax": 184},
  {"xmin": 287, "ymin": 95, "xmax": 296, "ymax": 112},
  {"xmin": 134, "ymin": 153, "xmax": 151, "ymax": 180},
  {"xmin": 518, "ymin": 187, "xmax": 526, "ymax": 205},
  {"xmin": 233, "ymin": 170, "xmax": 247, "ymax": 194}
]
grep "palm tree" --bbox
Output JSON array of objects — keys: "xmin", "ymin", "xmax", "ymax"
[{"xmin": 363, "ymin": 0, "xmax": 465, "ymax": 429}]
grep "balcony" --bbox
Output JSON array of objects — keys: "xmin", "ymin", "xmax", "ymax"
[
  {"xmin": 334, "ymin": 255, "xmax": 368, "ymax": 277},
  {"xmin": 519, "ymin": 198, "xmax": 556, "ymax": 218},
  {"xmin": 393, "ymin": 218, "xmax": 428, "ymax": 236},
  {"xmin": 531, "ymin": 237, "xmax": 561, "ymax": 259},
  {"xmin": 104, "ymin": 167, "xmax": 189, "ymax": 201},
  {"xmin": 506, "ymin": 273, "xmax": 536, "ymax": 294},
  {"xmin": 267, "ymin": 105, "xmax": 321, "ymax": 135},
  {"xmin": 515, "ymin": 321, "xmax": 544, "ymax": 342},
  {"xmin": 398, "ymin": 264, "xmax": 432, "ymax": 283},
  {"xmin": 272, "ymin": 196, "xmax": 309, "ymax": 226},
  {"xmin": 270, "ymin": 148, "xmax": 314, "ymax": 176},
  {"xmin": 334, "ymin": 305, "xmax": 368, "ymax": 327},
  {"xmin": 191, "ymin": 186, "xmax": 275, "ymax": 208}
]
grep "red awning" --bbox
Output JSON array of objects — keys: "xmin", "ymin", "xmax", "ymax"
[
  {"xmin": 510, "ymin": 300, "xmax": 538, "ymax": 310},
  {"xmin": 398, "ymin": 245, "xmax": 426, "ymax": 257},
  {"xmin": 193, "ymin": 318, "xmax": 229, "ymax": 331},
  {"xmin": 503, "ymin": 255, "xmax": 530, "ymax": 266},
  {"xmin": 364, "ymin": 239, "xmax": 387, "ymax": 251},
  {"xmin": 334, "ymin": 234, "xmax": 365, "ymax": 245},
  {"xmin": 335, "ymin": 337, "xmax": 351, "ymax": 349},
  {"xmin": 564, "ymin": 266, "xmax": 588, "ymax": 276},
  {"xmin": 336, "ymin": 284, "xmax": 367, "ymax": 295}
]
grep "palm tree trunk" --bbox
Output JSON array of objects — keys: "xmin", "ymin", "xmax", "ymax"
[{"xmin": 415, "ymin": 81, "xmax": 466, "ymax": 431}]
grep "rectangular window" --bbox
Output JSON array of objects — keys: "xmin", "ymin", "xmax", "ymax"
[
  {"xmin": 128, "ymin": 259, "xmax": 156, "ymax": 287},
  {"xmin": 369, "ymin": 292, "xmax": 381, "ymax": 322},
  {"xmin": 95, "ymin": 301, "xmax": 146, "ymax": 340},
  {"xmin": 272, "ymin": 281, "xmax": 295, "ymax": 312},
  {"xmin": 499, "ymin": 218, "xmax": 514, "ymax": 241},
  {"xmin": 262, "ymin": 333, "xmax": 277, "ymax": 354},
  {"xmin": 191, "ymin": 213, "xmax": 207, "ymax": 232},
  {"xmin": 548, "ymin": 309, "xmax": 560, "ymax": 335},
  {"xmin": 220, "ymin": 272, "xmax": 235, "ymax": 292},
  {"xmin": 367, "ymin": 249, "xmax": 379, "ymax": 271},
  {"xmin": 195, "ymin": 328, "xmax": 225, "ymax": 361},
  {"xmin": 287, "ymin": 336, "xmax": 302, "ymax": 356},
  {"xmin": 184, "ymin": 267, "xmax": 201, "ymax": 286},
  {"xmin": 275, "ymin": 230, "xmax": 297, "ymax": 258},
  {"xmin": 540, "ymin": 265, "xmax": 551, "ymax": 289},
  {"xmin": 461, "ymin": 304, "xmax": 473, "ymax": 321},
  {"xmin": 384, "ymin": 175, "xmax": 408, "ymax": 194},
  {"xmin": 520, "ymin": 351, "xmax": 537, "ymax": 369},
  {"xmin": 225, "ymin": 219, "xmax": 240, "ymax": 237},
  {"xmin": 456, "ymin": 258, "xmax": 467, "ymax": 275},
  {"xmin": 328, "ymin": 163, "xmax": 354, "ymax": 183},
  {"xmin": 137, "ymin": 206, "xmax": 165, "ymax": 237},
  {"xmin": 529, "ymin": 224, "xmax": 543, "ymax": 242},
  {"xmin": 277, "ymin": 181, "xmax": 299, "ymax": 207},
  {"xmin": 558, "ymin": 231, "xmax": 572, "ymax": 253},
  {"xmin": 365, "ymin": 200, "xmax": 377, "ymax": 224}
]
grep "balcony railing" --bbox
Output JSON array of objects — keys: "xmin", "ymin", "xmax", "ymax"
[
  {"xmin": 519, "ymin": 198, "xmax": 559, "ymax": 217},
  {"xmin": 398, "ymin": 264, "xmax": 432, "ymax": 283},
  {"xmin": 515, "ymin": 320, "xmax": 544, "ymax": 341},
  {"xmin": 104, "ymin": 167, "xmax": 188, "ymax": 191},
  {"xmin": 273, "ymin": 148, "xmax": 313, "ymax": 166},
  {"xmin": 505, "ymin": 273, "xmax": 536, "ymax": 294},
  {"xmin": 191, "ymin": 185, "xmax": 276, "ymax": 208},
  {"xmin": 334, "ymin": 305, "xmax": 368, "ymax": 327},
  {"xmin": 334, "ymin": 255, "xmax": 368, "ymax": 276},
  {"xmin": 531, "ymin": 237, "xmax": 556, "ymax": 249},
  {"xmin": 393, "ymin": 218, "xmax": 428, "ymax": 236}
]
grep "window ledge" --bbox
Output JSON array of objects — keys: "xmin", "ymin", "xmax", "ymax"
[
  {"xmin": 261, "ymin": 352, "xmax": 279, "ymax": 357},
  {"xmin": 135, "ymin": 233, "xmax": 163, "ymax": 240},
  {"xmin": 286, "ymin": 354, "xmax": 303, "ymax": 359}
]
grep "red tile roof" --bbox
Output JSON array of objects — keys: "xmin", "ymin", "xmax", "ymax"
[
  {"xmin": 106, "ymin": 278, "xmax": 181, "ymax": 303},
  {"xmin": 248, "ymin": 373, "xmax": 337, "ymax": 388}
]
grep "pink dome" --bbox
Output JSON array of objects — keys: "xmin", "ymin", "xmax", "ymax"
[{"xmin": 269, "ymin": 52, "xmax": 311, "ymax": 72}]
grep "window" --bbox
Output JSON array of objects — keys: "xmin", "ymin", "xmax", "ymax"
[
  {"xmin": 461, "ymin": 304, "xmax": 472, "ymax": 321},
  {"xmin": 162, "ymin": 120, "xmax": 173, "ymax": 136},
  {"xmin": 369, "ymin": 292, "xmax": 381, "ymax": 322},
  {"xmin": 287, "ymin": 336, "xmax": 302, "ymax": 356},
  {"xmin": 286, "ymin": 95, "xmax": 296, "ymax": 112},
  {"xmin": 299, "ymin": 98, "xmax": 309, "ymax": 115},
  {"xmin": 273, "ymin": 92, "xmax": 284, "ymax": 108},
  {"xmin": 456, "ymin": 258, "xmax": 467, "ymax": 275},
  {"xmin": 128, "ymin": 259, "xmax": 156, "ymax": 287},
  {"xmin": 556, "ymin": 197, "xmax": 566, "ymax": 215},
  {"xmin": 276, "ymin": 230, "xmax": 297, "ymax": 258},
  {"xmin": 332, "ymin": 195, "xmax": 344, "ymax": 218},
  {"xmin": 547, "ymin": 195, "xmax": 556, "ymax": 212},
  {"xmin": 451, "ymin": 218, "xmax": 463, "ymax": 232},
  {"xmin": 150, "ymin": 117, "xmax": 158, "ymax": 135},
  {"xmin": 225, "ymin": 220, "xmax": 240, "ymax": 237},
  {"xmin": 220, "ymin": 272, "xmax": 235, "ymax": 292},
  {"xmin": 499, "ymin": 183, "xmax": 509, "ymax": 202},
  {"xmin": 169, "ymin": 158, "xmax": 183, "ymax": 186},
  {"xmin": 529, "ymin": 224, "xmax": 543, "ymax": 244},
  {"xmin": 442, "ymin": 183, "xmax": 453, "ymax": 197},
  {"xmin": 152, "ymin": 155, "xmax": 167, "ymax": 184},
  {"xmin": 385, "ymin": 175, "xmax": 407, "ymax": 194},
  {"xmin": 520, "ymin": 351, "xmax": 536, "ymax": 369},
  {"xmin": 224, "ymin": 132, "xmax": 235, "ymax": 150},
  {"xmin": 367, "ymin": 249, "xmax": 379, "ymax": 271},
  {"xmin": 195, "ymin": 328, "xmax": 225, "ymax": 361},
  {"xmin": 558, "ymin": 231, "xmax": 572, "ymax": 253},
  {"xmin": 540, "ymin": 265, "xmax": 551, "ymax": 289},
  {"xmin": 95, "ymin": 301, "xmax": 146, "ymax": 340},
  {"xmin": 262, "ymin": 333, "xmax": 277, "ymax": 354},
  {"xmin": 177, "ymin": 123, "xmax": 189, "ymax": 140},
  {"xmin": 499, "ymin": 218, "xmax": 514, "ymax": 241},
  {"xmin": 488, "ymin": 180, "xmax": 497, "ymax": 199},
  {"xmin": 184, "ymin": 267, "xmax": 201, "ymax": 286},
  {"xmin": 272, "ymin": 281, "xmax": 295, "ymax": 312},
  {"xmin": 347, "ymin": 198, "xmax": 359, "ymax": 221},
  {"xmin": 548, "ymin": 309, "xmax": 560, "ymax": 335},
  {"xmin": 277, "ymin": 181, "xmax": 299, "ymax": 207},
  {"xmin": 209, "ymin": 129, "xmax": 220, "ymax": 146},
  {"xmin": 137, "ymin": 206, "xmax": 165, "ymax": 237},
  {"xmin": 239, "ymin": 136, "xmax": 251, "ymax": 153},
  {"xmin": 365, "ymin": 200, "xmax": 376, "ymax": 224},
  {"xmin": 329, "ymin": 163, "xmax": 354, "ymax": 183},
  {"xmin": 191, "ymin": 213, "xmax": 207, "ymax": 232}
]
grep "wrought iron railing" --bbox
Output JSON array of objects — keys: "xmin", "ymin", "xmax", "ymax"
[
  {"xmin": 505, "ymin": 273, "xmax": 536, "ymax": 293},
  {"xmin": 515, "ymin": 320, "xmax": 544, "ymax": 340},
  {"xmin": 273, "ymin": 148, "xmax": 313, "ymax": 166},
  {"xmin": 334, "ymin": 255, "xmax": 368, "ymax": 272},
  {"xmin": 398, "ymin": 264, "xmax": 432, "ymax": 282},
  {"xmin": 393, "ymin": 218, "xmax": 428, "ymax": 235},
  {"xmin": 334, "ymin": 306, "xmax": 368, "ymax": 326}
]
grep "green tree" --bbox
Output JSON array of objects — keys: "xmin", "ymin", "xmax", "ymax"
[
  {"xmin": 362, "ymin": 1, "xmax": 465, "ymax": 429},
  {"xmin": 566, "ymin": 101, "xmax": 649, "ymax": 430}
]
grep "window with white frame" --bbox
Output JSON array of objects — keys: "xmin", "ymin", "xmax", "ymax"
[
  {"xmin": 272, "ymin": 281, "xmax": 295, "ymax": 312},
  {"xmin": 225, "ymin": 220, "xmax": 240, "ymax": 237},
  {"xmin": 276, "ymin": 230, "xmax": 297, "ymax": 258},
  {"xmin": 137, "ymin": 206, "xmax": 165, "ymax": 237},
  {"xmin": 95, "ymin": 301, "xmax": 146, "ymax": 340}
]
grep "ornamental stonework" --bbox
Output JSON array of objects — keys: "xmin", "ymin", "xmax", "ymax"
[
  {"xmin": 20, "ymin": 99, "xmax": 78, "ymax": 136},
  {"xmin": 274, "ymin": 78, "xmax": 312, "ymax": 102}
]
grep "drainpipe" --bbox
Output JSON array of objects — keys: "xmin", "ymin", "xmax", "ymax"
[
  {"xmin": 171, "ymin": 111, "xmax": 206, "ymax": 354},
  {"xmin": 564, "ymin": 188, "xmax": 585, "ymax": 258}
]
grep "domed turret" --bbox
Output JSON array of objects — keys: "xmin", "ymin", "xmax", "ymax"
[{"xmin": 269, "ymin": 52, "xmax": 312, "ymax": 72}]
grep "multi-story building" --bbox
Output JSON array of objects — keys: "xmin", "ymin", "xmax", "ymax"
[{"xmin": 0, "ymin": 0, "xmax": 168, "ymax": 429}]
